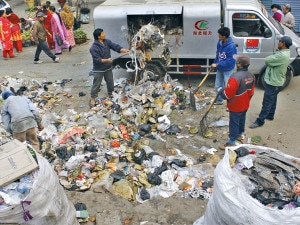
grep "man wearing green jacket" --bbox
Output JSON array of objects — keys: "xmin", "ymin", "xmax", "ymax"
[{"xmin": 249, "ymin": 36, "xmax": 292, "ymax": 128}]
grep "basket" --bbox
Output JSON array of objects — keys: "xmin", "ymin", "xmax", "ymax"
[{"xmin": 74, "ymin": 36, "xmax": 87, "ymax": 44}]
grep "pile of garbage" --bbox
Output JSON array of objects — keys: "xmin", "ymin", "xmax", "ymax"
[
  {"xmin": 0, "ymin": 75, "xmax": 218, "ymax": 204},
  {"xmin": 233, "ymin": 147, "xmax": 300, "ymax": 209}
]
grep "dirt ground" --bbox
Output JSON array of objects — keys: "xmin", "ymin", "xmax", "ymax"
[{"xmin": 2, "ymin": 1, "xmax": 300, "ymax": 224}]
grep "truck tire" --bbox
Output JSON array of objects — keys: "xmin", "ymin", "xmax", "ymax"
[
  {"xmin": 139, "ymin": 63, "xmax": 163, "ymax": 81},
  {"xmin": 259, "ymin": 66, "xmax": 293, "ymax": 91}
]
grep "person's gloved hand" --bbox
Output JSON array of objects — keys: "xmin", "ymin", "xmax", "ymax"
[{"xmin": 38, "ymin": 125, "xmax": 44, "ymax": 131}]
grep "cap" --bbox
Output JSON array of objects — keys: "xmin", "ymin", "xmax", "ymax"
[
  {"xmin": 278, "ymin": 36, "xmax": 292, "ymax": 47},
  {"xmin": 37, "ymin": 12, "xmax": 47, "ymax": 18},
  {"xmin": 234, "ymin": 54, "xmax": 250, "ymax": 67},
  {"xmin": 2, "ymin": 90, "xmax": 14, "ymax": 100}
]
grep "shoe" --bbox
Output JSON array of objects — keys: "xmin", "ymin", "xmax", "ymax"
[
  {"xmin": 69, "ymin": 45, "xmax": 72, "ymax": 52},
  {"xmin": 55, "ymin": 52, "xmax": 62, "ymax": 55},
  {"xmin": 34, "ymin": 60, "xmax": 43, "ymax": 64},
  {"xmin": 237, "ymin": 134, "xmax": 245, "ymax": 141},
  {"xmin": 89, "ymin": 98, "xmax": 95, "ymax": 108},
  {"xmin": 219, "ymin": 142, "xmax": 236, "ymax": 150},
  {"xmin": 249, "ymin": 122, "xmax": 262, "ymax": 129},
  {"xmin": 108, "ymin": 92, "xmax": 113, "ymax": 98},
  {"xmin": 266, "ymin": 117, "xmax": 274, "ymax": 121},
  {"xmin": 54, "ymin": 57, "xmax": 60, "ymax": 62},
  {"xmin": 214, "ymin": 101, "xmax": 223, "ymax": 105},
  {"xmin": 10, "ymin": 55, "xmax": 15, "ymax": 58}
]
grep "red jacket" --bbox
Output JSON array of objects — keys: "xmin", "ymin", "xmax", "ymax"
[{"xmin": 220, "ymin": 68, "xmax": 255, "ymax": 112}]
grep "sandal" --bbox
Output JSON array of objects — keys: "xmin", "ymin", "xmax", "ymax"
[{"xmin": 89, "ymin": 98, "xmax": 95, "ymax": 108}]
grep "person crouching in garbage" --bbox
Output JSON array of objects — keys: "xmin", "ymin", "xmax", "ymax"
[
  {"xmin": 1, "ymin": 91, "xmax": 44, "ymax": 153},
  {"xmin": 217, "ymin": 54, "xmax": 255, "ymax": 150}
]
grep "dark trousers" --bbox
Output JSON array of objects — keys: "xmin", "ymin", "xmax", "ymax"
[
  {"xmin": 90, "ymin": 69, "xmax": 114, "ymax": 98},
  {"xmin": 34, "ymin": 38, "xmax": 55, "ymax": 61},
  {"xmin": 229, "ymin": 110, "xmax": 247, "ymax": 143},
  {"xmin": 256, "ymin": 84, "xmax": 280, "ymax": 125}
]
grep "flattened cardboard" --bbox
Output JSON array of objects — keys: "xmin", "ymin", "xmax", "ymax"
[{"xmin": 0, "ymin": 139, "xmax": 39, "ymax": 187}]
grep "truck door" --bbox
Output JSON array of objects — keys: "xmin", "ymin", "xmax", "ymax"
[{"xmin": 228, "ymin": 11, "xmax": 276, "ymax": 74}]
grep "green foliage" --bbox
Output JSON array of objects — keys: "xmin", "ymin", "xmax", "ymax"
[
  {"xmin": 73, "ymin": 28, "xmax": 87, "ymax": 39},
  {"xmin": 22, "ymin": 30, "xmax": 31, "ymax": 42},
  {"xmin": 25, "ymin": 6, "xmax": 35, "ymax": 12}
]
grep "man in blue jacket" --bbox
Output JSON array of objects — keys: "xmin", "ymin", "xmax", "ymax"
[
  {"xmin": 212, "ymin": 27, "xmax": 237, "ymax": 105},
  {"xmin": 89, "ymin": 28, "xmax": 130, "ymax": 108}
]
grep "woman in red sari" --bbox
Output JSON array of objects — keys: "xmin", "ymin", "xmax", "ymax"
[
  {"xmin": 43, "ymin": 4, "xmax": 55, "ymax": 49},
  {"xmin": 6, "ymin": 8, "xmax": 22, "ymax": 53},
  {"xmin": 0, "ymin": 10, "xmax": 14, "ymax": 59}
]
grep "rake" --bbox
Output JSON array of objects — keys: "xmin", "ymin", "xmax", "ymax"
[
  {"xmin": 190, "ymin": 67, "xmax": 213, "ymax": 110},
  {"xmin": 199, "ymin": 94, "xmax": 220, "ymax": 136}
]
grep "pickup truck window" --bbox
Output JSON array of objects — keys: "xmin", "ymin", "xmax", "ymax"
[{"xmin": 232, "ymin": 13, "xmax": 269, "ymax": 37}]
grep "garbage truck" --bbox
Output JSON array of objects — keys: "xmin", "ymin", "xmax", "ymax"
[{"xmin": 93, "ymin": 0, "xmax": 300, "ymax": 89}]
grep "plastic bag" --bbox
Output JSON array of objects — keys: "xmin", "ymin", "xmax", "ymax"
[{"xmin": 194, "ymin": 144, "xmax": 300, "ymax": 225}]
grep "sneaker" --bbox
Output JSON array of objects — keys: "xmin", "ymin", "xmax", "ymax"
[
  {"xmin": 108, "ymin": 92, "xmax": 113, "ymax": 98},
  {"xmin": 54, "ymin": 57, "xmax": 60, "ymax": 62},
  {"xmin": 219, "ymin": 142, "xmax": 236, "ymax": 150},
  {"xmin": 249, "ymin": 122, "xmax": 262, "ymax": 129},
  {"xmin": 34, "ymin": 60, "xmax": 43, "ymax": 64},
  {"xmin": 266, "ymin": 117, "xmax": 274, "ymax": 121},
  {"xmin": 214, "ymin": 101, "xmax": 223, "ymax": 105},
  {"xmin": 55, "ymin": 52, "xmax": 62, "ymax": 55}
]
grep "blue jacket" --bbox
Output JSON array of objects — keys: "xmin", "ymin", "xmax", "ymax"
[
  {"xmin": 214, "ymin": 37, "xmax": 237, "ymax": 72},
  {"xmin": 90, "ymin": 39, "xmax": 123, "ymax": 71}
]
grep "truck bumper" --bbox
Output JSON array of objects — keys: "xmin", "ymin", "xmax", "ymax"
[{"xmin": 291, "ymin": 56, "xmax": 300, "ymax": 76}]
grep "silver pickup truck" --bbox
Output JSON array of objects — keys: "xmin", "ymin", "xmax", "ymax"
[{"xmin": 93, "ymin": 0, "xmax": 300, "ymax": 89}]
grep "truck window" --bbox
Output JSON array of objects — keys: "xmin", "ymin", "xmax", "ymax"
[{"xmin": 232, "ymin": 13, "xmax": 268, "ymax": 37}]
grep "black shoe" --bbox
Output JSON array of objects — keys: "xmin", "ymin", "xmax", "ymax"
[
  {"xmin": 249, "ymin": 122, "xmax": 262, "ymax": 129},
  {"xmin": 266, "ymin": 117, "xmax": 274, "ymax": 121},
  {"xmin": 69, "ymin": 46, "xmax": 72, "ymax": 52},
  {"xmin": 55, "ymin": 52, "xmax": 62, "ymax": 55}
]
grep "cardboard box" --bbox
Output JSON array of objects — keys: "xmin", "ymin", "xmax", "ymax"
[{"xmin": 0, "ymin": 139, "xmax": 39, "ymax": 187}]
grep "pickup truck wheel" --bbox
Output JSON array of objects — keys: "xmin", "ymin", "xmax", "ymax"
[
  {"xmin": 143, "ymin": 63, "xmax": 163, "ymax": 81},
  {"xmin": 259, "ymin": 67, "xmax": 293, "ymax": 91}
]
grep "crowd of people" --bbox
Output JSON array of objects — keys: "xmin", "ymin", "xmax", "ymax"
[
  {"xmin": 0, "ymin": 0, "xmax": 76, "ymax": 61},
  {"xmin": 271, "ymin": 3, "xmax": 295, "ymax": 31}
]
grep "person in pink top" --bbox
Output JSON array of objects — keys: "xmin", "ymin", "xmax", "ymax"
[
  {"xmin": 49, "ymin": 5, "xmax": 72, "ymax": 55},
  {"xmin": 271, "ymin": 4, "xmax": 284, "ymax": 22}
]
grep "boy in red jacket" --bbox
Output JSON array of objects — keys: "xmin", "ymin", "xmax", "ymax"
[{"xmin": 218, "ymin": 54, "xmax": 255, "ymax": 150}]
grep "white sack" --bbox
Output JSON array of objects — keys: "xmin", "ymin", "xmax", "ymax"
[
  {"xmin": 0, "ymin": 154, "xmax": 79, "ymax": 225},
  {"xmin": 194, "ymin": 144, "xmax": 300, "ymax": 225}
]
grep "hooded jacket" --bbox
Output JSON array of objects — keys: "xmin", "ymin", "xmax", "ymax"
[{"xmin": 214, "ymin": 37, "xmax": 237, "ymax": 72}]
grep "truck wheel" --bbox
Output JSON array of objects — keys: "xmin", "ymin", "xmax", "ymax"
[
  {"xmin": 259, "ymin": 67, "xmax": 293, "ymax": 91},
  {"xmin": 143, "ymin": 63, "xmax": 163, "ymax": 81}
]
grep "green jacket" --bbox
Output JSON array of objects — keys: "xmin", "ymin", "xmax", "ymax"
[{"xmin": 264, "ymin": 49, "xmax": 290, "ymax": 86}]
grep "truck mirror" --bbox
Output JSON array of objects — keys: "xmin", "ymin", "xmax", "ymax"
[{"xmin": 264, "ymin": 28, "xmax": 272, "ymax": 38}]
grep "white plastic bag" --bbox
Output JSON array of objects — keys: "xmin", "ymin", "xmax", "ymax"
[
  {"xmin": 0, "ymin": 154, "xmax": 79, "ymax": 225},
  {"xmin": 194, "ymin": 144, "xmax": 300, "ymax": 225}
]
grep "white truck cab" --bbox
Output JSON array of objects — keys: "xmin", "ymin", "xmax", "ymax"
[{"xmin": 93, "ymin": 0, "xmax": 300, "ymax": 89}]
